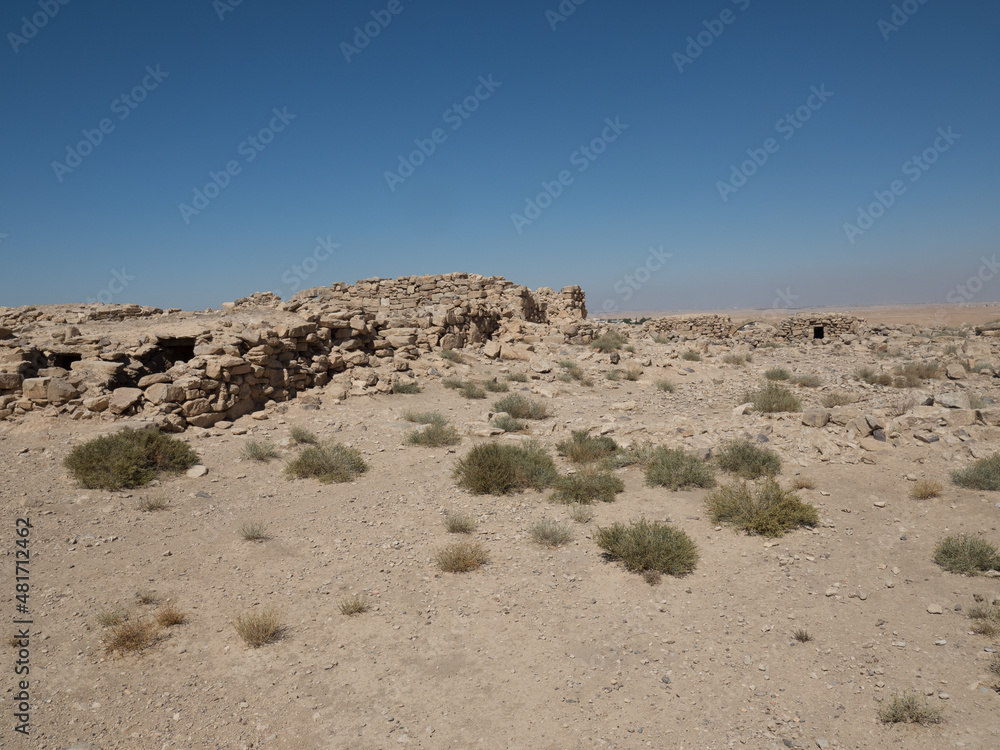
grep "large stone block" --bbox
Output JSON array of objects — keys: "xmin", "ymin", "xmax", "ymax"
[
  {"xmin": 145, "ymin": 383, "xmax": 185, "ymax": 404},
  {"xmin": 0, "ymin": 372, "xmax": 23, "ymax": 390},
  {"xmin": 46, "ymin": 378, "xmax": 80, "ymax": 403},
  {"xmin": 109, "ymin": 387, "xmax": 144, "ymax": 414},
  {"xmin": 22, "ymin": 377, "xmax": 50, "ymax": 400}
]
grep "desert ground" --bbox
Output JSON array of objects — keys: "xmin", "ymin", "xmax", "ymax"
[{"xmin": 3, "ymin": 317, "xmax": 1000, "ymax": 750}]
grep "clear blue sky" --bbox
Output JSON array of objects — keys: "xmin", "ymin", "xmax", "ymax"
[{"xmin": 1, "ymin": 0, "xmax": 998, "ymax": 313}]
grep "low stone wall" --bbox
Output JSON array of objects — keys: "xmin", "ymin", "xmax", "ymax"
[
  {"xmin": 644, "ymin": 315, "xmax": 735, "ymax": 340},
  {"xmin": 776, "ymin": 313, "xmax": 865, "ymax": 339}
]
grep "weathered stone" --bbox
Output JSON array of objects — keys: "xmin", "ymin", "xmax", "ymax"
[
  {"xmin": 529, "ymin": 357, "xmax": 553, "ymax": 373},
  {"xmin": 936, "ymin": 392, "xmax": 971, "ymax": 410},
  {"xmin": 109, "ymin": 387, "xmax": 144, "ymax": 414},
  {"xmin": 482, "ymin": 340, "xmax": 501, "ymax": 359},
  {"xmin": 945, "ymin": 364, "xmax": 967, "ymax": 380},
  {"xmin": 137, "ymin": 372, "xmax": 172, "ymax": 388},
  {"xmin": 187, "ymin": 465, "xmax": 208, "ymax": 478},
  {"xmin": 0, "ymin": 372, "xmax": 24, "ymax": 389},
  {"xmin": 22, "ymin": 377, "xmax": 50, "ymax": 400},
  {"xmin": 801, "ymin": 409, "xmax": 831, "ymax": 428},
  {"xmin": 914, "ymin": 431, "xmax": 940, "ymax": 444},
  {"xmin": 186, "ymin": 411, "xmax": 225, "ymax": 428},
  {"xmin": 83, "ymin": 395, "xmax": 110, "ymax": 412},
  {"xmin": 145, "ymin": 383, "xmax": 185, "ymax": 404},
  {"xmin": 46, "ymin": 378, "xmax": 79, "ymax": 402}
]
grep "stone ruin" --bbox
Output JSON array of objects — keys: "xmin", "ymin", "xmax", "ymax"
[
  {"xmin": 643, "ymin": 312, "xmax": 865, "ymax": 343},
  {"xmin": 0, "ymin": 274, "xmax": 590, "ymax": 430}
]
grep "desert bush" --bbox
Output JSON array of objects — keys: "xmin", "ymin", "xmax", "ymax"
[
  {"xmin": 644, "ymin": 447, "xmax": 716, "ymax": 490},
  {"xmin": 591, "ymin": 330, "xmax": 629, "ymax": 352},
  {"xmin": 559, "ymin": 360, "xmax": 587, "ymax": 382},
  {"xmin": 442, "ymin": 376, "xmax": 465, "ymax": 390},
  {"xmin": 821, "ymin": 392, "xmax": 855, "ymax": 408},
  {"xmin": 339, "ymin": 594, "xmax": 370, "ymax": 616},
  {"xmin": 493, "ymin": 393, "xmax": 551, "ymax": 420},
  {"xmin": 104, "ymin": 617, "xmax": 159, "ymax": 655},
  {"xmin": 440, "ymin": 349, "xmax": 463, "ymax": 363},
  {"xmin": 707, "ymin": 480, "xmax": 818, "ymax": 537},
  {"xmin": 506, "ymin": 372, "xmax": 529, "ymax": 382},
  {"xmin": 138, "ymin": 496, "xmax": 169, "ymax": 513},
  {"xmin": 135, "ymin": 590, "xmax": 157, "ymax": 605},
  {"xmin": 97, "ymin": 605, "xmax": 129, "ymax": 628},
  {"xmin": 407, "ymin": 422, "xmax": 461, "ymax": 447},
  {"xmin": 65, "ymin": 428, "xmax": 198, "ymax": 490},
  {"xmin": 391, "ymin": 382, "xmax": 421, "ymax": 394},
  {"xmin": 932, "ymin": 535, "xmax": 1000, "ymax": 574},
  {"xmin": 155, "ymin": 604, "xmax": 186, "ymax": 628},
  {"xmin": 436, "ymin": 541, "xmax": 489, "ymax": 572},
  {"xmin": 493, "ymin": 415, "xmax": 527, "ymax": 433},
  {"xmin": 242, "ymin": 440, "xmax": 279, "ymax": 462},
  {"xmin": 792, "ymin": 374, "xmax": 822, "ymax": 388},
  {"xmin": 972, "ymin": 361, "xmax": 996, "ymax": 374},
  {"xmin": 238, "ymin": 520, "xmax": 269, "ymax": 541},
  {"xmin": 284, "ymin": 442, "xmax": 368, "ymax": 484},
  {"xmin": 603, "ymin": 441, "xmax": 658, "ymax": 470},
  {"xmin": 855, "ymin": 367, "xmax": 893, "ymax": 386},
  {"xmin": 969, "ymin": 393, "xmax": 986, "ymax": 410},
  {"xmin": 655, "ymin": 379, "xmax": 676, "ymax": 393},
  {"xmin": 459, "ymin": 381, "xmax": 487, "ymax": 400},
  {"xmin": 622, "ymin": 364, "xmax": 643, "ymax": 381},
  {"xmin": 595, "ymin": 519, "xmax": 698, "ymax": 577},
  {"xmin": 743, "ymin": 382, "xmax": 802, "ymax": 413},
  {"xmin": 764, "ymin": 367, "xmax": 791, "ymax": 381},
  {"xmin": 877, "ymin": 693, "xmax": 942, "ymax": 725},
  {"xmin": 233, "ymin": 609, "xmax": 284, "ymax": 648},
  {"xmin": 529, "ymin": 519, "xmax": 573, "ymax": 547},
  {"xmin": 722, "ymin": 353, "xmax": 750, "ymax": 365},
  {"xmin": 716, "ymin": 439, "xmax": 781, "ymax": 479},
  {"xmin": 968, "ymin": 599, "xmax": 1000, "ymax": 637},
  {"xmin": 895, "ymin": 361, "xmax": 941, "ymax": 381},
  {"xmin": 952, "ymin": 454, "xmax": 1000, "ymax": 490},
  {"xmin": 652, "ymin": 334, "xmax": 671, "ymax": 345},
  {"xmin": 289, "ymin": 426, "xmax": 318, "ymax": 444},
  {"xmin": 403, "ymin": 410, "xmax": 445, "ymax": 425},
  {"xmin": 444, "ymin": 513, "xmax": 475, "ymax": 533},
  {"xmin": 910, "ymin": 479, "xmax": 943, "ymax": 499},
  {"xmin": 483, "ymin": 379, "xmax": 509, "ymax": 393},
  {"xmin": 551, "ymin": 468, "xmax": 625, "ymax": 504},
  {"xmin": 791, "ymin": 476, "xmax": 816, "ymax": 490},
  {"xmin": 454, "ymin": 442, "xmax": 558, "ymax": 495},
  {"xmin": 793, "ymin": 627, "xmax": 813, "ymax": 643},
  {"xmin": 568, "ymin": 503, "xmax": 595, "ymax": 523},
  {"xmin": 605, "ymin": 369, "xmax": 622, "ymax": 381},
  {"xmin": 681, "ymin": 350, "xmax": 702, "ymax": 362},
  {"xmin": 557, "ymin": 430, "xmax": 619, "ymax": 463}
]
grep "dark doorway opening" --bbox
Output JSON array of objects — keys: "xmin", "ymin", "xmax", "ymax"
[
  {"xmin": 157, "ymin": 338, "xmax": 196, "ymax": 366},
  {"xmin": 51, "ymin": 352, "xmax": 82, "ymax": 370},
  {"xmin": 813, "ymin": 326, "xmax": 825, "ymax": 340}
]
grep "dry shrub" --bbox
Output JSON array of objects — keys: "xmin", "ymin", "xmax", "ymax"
[
  {"xmin": 791, "ymin": 476, "xmax": 816, "ymax": 490},
  {"xmin": 557, "ymin": 430, "xmax": 619, "ymax": 463},
  {"xmin": 493, "ymin": 393, "xmax": 551, "ymax": 420},
  {"xmin": 155, "ymin": 604, "xmax": 186, "ymax": 628},
  {"xmin": 910, "ymin": 479, "xmax": 943, "ymax": 499},
  {"xmin": 104, "ymin": 618, "xmax": 159, "ymax": 655},
  {"xmin": 454, "ymin": 442, "xmax": 558, "ymax": 495},
  {"xmin": 952, "ymin": 454, "xmax": 1000, "ymax": 491},
  {"xmin": 707, "ymin": 480, "xmax": 818, "ymax": 537},
  {"xmin": 550, "ymin": 468, "xmax": 624, "ymax": 504},
  {"xmin": 529, "ymin": 519, "xmax": 573, "ymax": 547},
  {"xmin": 877, "ymin": 693, "xmax": 942, "ymax": 725},
  {"xmin": 233, "ymin": 609, "xmax": 284, "ymax": 648},
  {"xmin": 595, "ymin": 519, "xmax": 698, "ymax": 577},
  {"xmin": 65, "ymin": 428, "xmax": 198, "ymax": 490},
  {"xmin": 436, "ymin": 541, "xmax": 489, "ymax": 572},
  {"xmin": 407, "ymin": 422, "xmax": 461, "ymax": 447},
  {"xmin": 284, "ymin": 442, "xmax": 368, "ymax": 484},
  {"xmin": 444, "ymin": 513, "xmax": 475, "ymax": 534},
  {"xmin": 932, "ymin": 535, "xmax": 1000, "ymax": 574},
  {"xmin": 716, "ymin": 439, "xmax": 781, "ymax": 479},
  {"xmin": 644, "ymin": 447, "xmax": 716, "ymax": 491},
  {"xmin": 743, "ymin": 382, "xmax": 802, "ymax": 413},
  {"xmin": 339, "ymin": 594, "xmax": 370, "ymax": 616},
  {"xmin": 241, "ymin": 440, "xmax": 279, "ymax": 462}
]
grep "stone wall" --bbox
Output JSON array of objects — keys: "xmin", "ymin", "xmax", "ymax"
[
  {"xmin": 642, "ymin": 313, "xmax": 866, "ymax": 342},
  {"xmin": 776, "ymin": 313, "xmax": 865, "ymax": 339},
  {"xmin": 643, "ymin": 315, "xmax": 735, "ymax": 340}
]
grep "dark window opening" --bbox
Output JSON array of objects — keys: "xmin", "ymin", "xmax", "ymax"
[
  {"xmin": 158, "ymin": 337, "xmax": 196, "ymax": 365},
  {"xmin": 813, "ymin": 326, "xmax": 825, "ymax": 340},
  {"xmin": 51, "ymin": 352, "xmax": 82, "ymax": 370}
]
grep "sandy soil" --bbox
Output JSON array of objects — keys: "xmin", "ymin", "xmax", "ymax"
[{"xmin": 3, "ymin": 332, "xmax": 1000, "ymax": 749}]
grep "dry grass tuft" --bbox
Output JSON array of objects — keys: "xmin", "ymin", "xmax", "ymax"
[
  {"xmin": 655, "ymin": 379, "xmax": 676, "ymax": 393},
  {"xmin": 138, "ymin": 496, "xmax": 169, "ymax": 513},
  {"xmin": 238, "ymin": 519, "xmax": 269, "ymax": 542},
  {"xmin": 97, "ymin": 605, "xmax": 129, "ymax": 629},
  {"xmin": 791, "ymin": 476, "xmax": 816, "ymax": 490},
  {"xmin": 792, "ymin": 627, "xmax": 813, "ymax": 643},
  {"xmin": 910, "ymin": 479, "xmax": 943, "ymax": 499},
  {"xmin": 529, "ymin": 519, "xmax": 573, "ymax": 547},
  {"xmin": 707, "ymin": 479, "xmax": 818, "ymax": 537},
  {"xmin": 289, "ymin": 426, "xmax": 319, "ymax": 444},
  {"xmin": 233, "ymin": 609, "xmax": 285, "ymax": 648},
  {"xmin": 155, "ymin": 604, "xmax": 186, "ymax": 628},
  {"xmin": 104, "ymin": 617, "xmax": 159, "ymax": 655},
  {"xmin": 444, "ymin": 513, "xmax": 475, "ymax": 534},
  {"xmin": 242, "ymin": 440, "xmax": 279, "ymax": 462},
  {"xmin": 877, "ymin": 693, "xmax": 943, "ymax": 725},
  {"xmin": 436, "ymin": 541, "xmax": 489, "ymax": 573},
  {"xmin": 339, "ymin": 594, "xmax": 371, "ymax": 616},
  {"xmin": 567, "ymin": 503, "xmax": 595, "ymax": 524}
]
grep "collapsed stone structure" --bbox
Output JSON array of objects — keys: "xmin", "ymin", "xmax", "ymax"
[
  {"xmin": 643, "ymin": 312, "xmax": 865, "ymax": 342},
  {"xmin": 0, "ymin": 274, "xmax": 590, "ymax": 430}
]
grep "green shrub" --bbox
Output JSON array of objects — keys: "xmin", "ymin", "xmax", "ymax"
[
  {"xmin": 444, "ymin": 513, "xmax": 475, "ymax": 534},
  {"xmin": 604, "ymin": 441, "xmax": 658, "ymax": 469},
  {"xmin": 454, "ymin": 442, "xmax": 558, "ymax": 495},
  {"xmin": 877, "ymin": 693, "xmax": 942, "ymax": 725},
  {"xmin": 403, "ymin": 410, "xmax": 446, "ymax": 425},
  {"xmin": 644, "ymin": 447, "xmax": 715, "ymax": 490},
  {"xmin": 407, "ymin": 422, "xmax": 461, "ymax": 447},
  {"xmin": 391, "ymin": 382, "xmax": 421, "ymax": 394},
  {"xmin": 492, "ymin": 415, "xmax": 527, "ymax": 433},
  {"xmin": 289, "ymin": 426, "xmax": 318, "ymax": 444},
  {"xmin": 716, "ymin": 439, "xmax": 781, "ymax": 479},
  {"xmin": 707, "ymin": 479, "xmax": 818, "ymax": 537},
  {"xmin": 557, "ymin": 430, "xmax": 619, "ymax": 463},
  {"xmin": 458, "ymin": 382, "xmax": 487, "ymax": 400},
  {"xmin": 932, "ymin": 535, "xmax": 1000, "ymax": 574},
  {"xmin": 764, "ymin": 367, "xmax": 791, "ymax": 381},
  {"xmin": 591, "ymin": 330, "xmax": 629, "ymax": 352},
  {"xmin": 284, "ymin": 442, "xmax": 368, "ymax": 484},
  {"xmin": 493, "ymin": 393, "xmax": 551, "ymax": 420},
  {"xmin": 681, "ymin": 350, "xmax": 702, "ymax": 362},
  {"xmin": 743, "ymin": 382, "xmax": 802, "ymax": 413},
  {"xmin": 655, "ymin": 379, "xmax": 675, "ymax": 393},
  {"xmin": 595, "ymin": 519, "xmax": 698, "ymax": 577},
  {"xmin": 652, "ymin": 334, "xmax": 672, "ymax": 345},
  {"xmin": 792, "ymin": 374, "xmax": 821, "ymax": 388},
  {"xmin": 440, "ymin": 349, "xmax": 463, "ymax": 363},
  {"xmin": 952, "ymin": 454, "xmax": 1000, "ymax": 490},
  {"xmin": 241, "ymin": 440, "xmax": 278, "ymax": 462},
  {"xmin": 483, "ymin": 379, "xmax": 509, "ymax": 393},
  {"xmin": 64, "ymin": 428, "xmax": 199, "ymax": 490},
  {"xmin": 550, "ymin": 469, "xmax": 625, "ymax": 504},
  {"xmin": 821, "ymin": 392, "xmax": 855, "ymax": 408},
  {"xmin": 505, "ymin": 372, "xmax": 529, "ymax": 382},
  {"xmin": 529, "ymin": 519, "xmax": 573, "ymax": 547},
  {"xmin": 855, "ymin": 366, "xmax": 893, "ymax": 386}
]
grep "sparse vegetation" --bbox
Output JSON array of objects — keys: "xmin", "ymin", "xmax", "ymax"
[
  {"xmin": 155, "ymin": 604, "xmax": 186, "ymax": 628},
  {"xmin": 591, "ymin": 330, "xmax": 629, "ymax": 352},
  {"xmin": 652, "ymin": 334, "xmax": 671, "ymax": 345},
  {"xmin": 722, "ymin": 353, "xmax": 751, "ymax": 365},
  {"xmin": 458, "ymin": 381, "xmax": 487, "ymax": 400},
  {"xmin": 493, "ymin": 393, "xmax": 551, "ymax": 420},
  {"xmin": 895, "ymin": 361, "xmax": 942, "ymax": 382},
  {"xmin": 339, "ymin": 594, "xmax": 371, "ymax": 616},
  {"xmin": 64, "ymin": 428, "xmax": 199, "ymax": 490},
  {"xmin": 135, "ymin": 590, "xmax": 157, "ymax": 605},
  {"xmin": 595, "ymin": 519, "xmax": 698, "ymax": 577},
  {"xmin": 568, "ymin": 503, "xmax": 595, "ymax": 523},
  {"xmin": 529, "ymin": 519, "xmax": 573, "ymax": 547},
  {"xmin": 655, "ymin": 379, "xmax": 676, "ymax": 393},
  {"xmin": 493, "ymin": 415, "xmax": 527, "ymax": 433},
  {"xmin": 242, "ymin": 440, "xmax": 279, "ymax": 462},
  {"xmin": 550, "ymin": 468, "xmax": 625, "ymax": 505},
  {"xmin": 238, "ymin": 519, "xmax": 269, "ymax": 542},
  {"xmin": 440, "ymin": 349, "xmax": 463, "ymax": 363},
  {"xmin": 557, "ymin": 430, "xmax": 619, "ymax": 463},
  {"xmin": 969, "ymin": 392, "xmax": 987, "ymax": 410},
  {"xmin": 289, "ymin": 426, "xmax": 318, "ymax": 444},
  {"xmin": 792, "ymin": 374, "xmax": 821, "ymax": 388},
  {"xmin": 605, "ymin": 369, "xmax": 622, "ymax": 381},
  {"xmin": 910, "ymin": 479, "xmax": 943, "ymax": 499},
  {"xmin": 436, "ymin": 541, "xmax": 489, "ymax": 572},
  {"xmin": 932, "ymin": 535, "xmax": 1000, "ymax": 574},
  {"xmin": 97, "ymin": 605, "xmax": 128, "ymax": 629},
  {"xmin": 558, "ymin": 360, "xmax": 592, "ymax": 385},
  {"xmin": 877, "ymin": 693, "xmax": 943, "ymax": 725},
  {"xmin": 622, "ymin": 364, "xmax": 643, "ymax": 381},
  {"xmin": 444, "ymin": 513, "xmax": 475, "ymax": 534},
  {"xmin": 391, "ymin": 382, "xmax": 421, "ymax": 394},
  {"xmin": 104, "ymin": 617, "xmax": 159, "ymax": 655},
  {"xmin": 604, "ymin": 441, "xmax": 658, "ymax": 470},
  {"xmin": 793, "ymin": 627, "xmax": 812, "ymax": 643},
  {"xmin": 442, "ymin": 376, "xmax": 464, "ymax": 390},
  {"xmin": 407, "ymin": 421, "xmax": 461, "ymax": 447},
  {"xmin": 403, "ymin": 410, "xmax": 445, "ymax": 425},
  {"xmin": 821, "ymin": 392, "xmax": 855, "ymax": 408},
  {"xmin": 716, "ymin": 439, "xmax": 781, "ymax": 479},
  {"xmin": 967, "ymin": 598, "xmax": 1000, "ymax": 637},
  {"xmin": 505, "ymin": 372, "xmax": 529, "ymax": 382},
  {"xmin": 483, "ymin": 379, "xmax": 509, "ymax": 393},
  {"xmin": 233, "ymin": 609, "xmax": 284, "ymax": 648},
  {"xmin": 644, "ymin": 447, "xmax": 716, "ymax": 490},
  {"xmin": 138, "ymin": 496, "xmax": 169, "ymax": 513},
  {"xmin": 764, "ymin": 367, "xmax": 791, "ymax": 381},
  {"xmin": 454, "ymin": 441, "xmax": 558, "ymax": 495},
  {"xmin": 743, "ymin": 382, "xmax": 802, "ymax": 413},
  {"xmin": 284, "ymin": 441, "xmax": 368, "ymax": 484},
  {"xmin": 791, "ymin": 476, "xmax": 816, "ymax": 490},
  {"xmin": 707, "ymin": 479, "xmax": 818, "ymax": 537},
  {"xmin": 855, "ymin": 366, "xmax": 893, "ymax": 387},
  {"xmin": 681, "ymin": 350, "xmax": 702, "ymax": 362},
  {"xmin": 952, "ymin": 454, "xmax": 1000, "ymax": 491}
]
